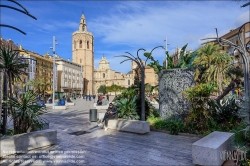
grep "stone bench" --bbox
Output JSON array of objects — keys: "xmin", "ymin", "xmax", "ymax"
[
  {"xmin": 108, "ymin": 119, "xmax": 150, "ymax": 134},
  {"xmin": 0, "ymin": 129, "xmax": 57, "ymax": 158},
  {"xmin": 94, "ymin": 105, "xmax": 109, "ymax": 110},
  {"xmin": 66, "ymin": 102, "xmax": 75, "ymax": 106},
  {"xmin": 53, "ymin": 106, "xmax": 67, "ymax": 110},
  {"xmin": 45, "ymin": 103, "xmax": 53, "ymax": 107},
  {"xmin": 98, "ymin": 112, "xmax": 106, "ymax": 120},
  {"xmin": 192, "ymin": 131, "xmax": 234, "ymax": 166}
]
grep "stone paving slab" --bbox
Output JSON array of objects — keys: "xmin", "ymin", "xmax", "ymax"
[{"xmin": 0, "ymin": 97, "xmax": 200, "ymax": 165}]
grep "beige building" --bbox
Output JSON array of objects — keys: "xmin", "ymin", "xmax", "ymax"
[
  {"xmin": 19, "ymin": 47, "xmax": 55, "ymax": 94},
  {"xmin": 217, "ymin": 22, "xmax": 250, "ymax": 68},
  {"xmin": 132, "ymin": 61, "xmax": 158, "ymax": 88},
  {"xmin": 93, "ymin": 56, "xmax": 133, "ymax": 95},
  {"xmin": 164, "ymin": 47, "xmax": 193, "ymax": 66},
  {"xmin": 55, "ymin": 58, "xmax": 83, "ymax": 96},
  {"xmin": 72, "ymin": 13, "xmax": 94, "ymax": 94}
]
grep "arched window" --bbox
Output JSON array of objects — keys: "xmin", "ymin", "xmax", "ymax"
[
  {"xmin": 128, "ymin": 80, "xmax": 130, "ymax": 85},
  {"xmin": 103, "ymin": 73, "xmax": 105, "ymax": 78},
  {"xmin": 80, "ymin": 59, "xmax": 82, "ymax": 63},
  {"xmin": 79, "ymin": 40, "xmax": 82, "ymax": 48},
  {"xmin": 87, "ymin": 41, "xmax": 89, "ymax": 49},
  {"xmin": 74, "ymin": 41, "xmax": 76, "ymax": 49}
]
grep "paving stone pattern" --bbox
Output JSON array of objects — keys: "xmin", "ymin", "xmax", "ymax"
[{"xmin": 0, "ymin": 97, "xmax": 199, "ymax": 166}]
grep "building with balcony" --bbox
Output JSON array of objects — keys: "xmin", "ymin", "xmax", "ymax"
[
  {"xmin": 19, "ymin": 47, "xmax": 55, "ymax": 95},
  {"xmin": 56, "ymin": 58, "xmax": 83, "ymax": 97},
  {"xmin": 217, "ymin": 22, "xmax": 250, "ymax": 68}
]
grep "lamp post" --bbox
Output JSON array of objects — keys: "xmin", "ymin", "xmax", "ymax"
[
  {"xmin": 164, "ymin": 37, "xmax": 170, "ymax": 69},
  {"xmin": 201, "ymin": 22, "xmax": 250, "ymax": 124},
  {"xmin": 81, "ymin": 65, "xmax": 83, "ymax": 99},
  {"xmin": 115, "ymin": 46, "xmax": 165, "ymax": 121},
  {"xmin": 50, "ymin": 36, "xmax": 58, "ymax": 109}
]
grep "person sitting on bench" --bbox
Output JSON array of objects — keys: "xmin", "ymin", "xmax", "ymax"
[
  {"xmin": 67, "ymin": 97, "xmax": 72, "ymax": 102},
  {"xmin": 99, "ymin": 103, "xmax": 117, "ymax": 131},
  {"xmin": 97, "ymin": 99, "xmax": 102, "ymax": 106}
]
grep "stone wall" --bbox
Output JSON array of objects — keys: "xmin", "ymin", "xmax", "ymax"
[{"xmin": 159, "ymin": 68, "xmax": 194, "ymax": 119}]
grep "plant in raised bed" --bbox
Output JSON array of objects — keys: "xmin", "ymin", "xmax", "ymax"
[{"xmin": 9, "ymin": 90, "xmax": 47, "ymax": 134}]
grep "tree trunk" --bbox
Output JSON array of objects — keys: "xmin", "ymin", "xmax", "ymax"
[
  {"xmin": 218, "ymin": 67, "xmax": 223, "ymax": 95},
  {"xmin": 216, "ymin": 78, "xmax": 241, "ymax": 102},
  {"xmin": 8, "ymin": 73, "xmax": 16, "ymax": 134}
]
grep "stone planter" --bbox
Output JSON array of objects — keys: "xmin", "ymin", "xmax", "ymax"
[{"xmin": 0, "ymin": 129, "xmax": 57, "ymax": 158}]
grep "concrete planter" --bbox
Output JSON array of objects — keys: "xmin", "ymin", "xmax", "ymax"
[{"xmin": 0, "ymin": 129, "xmax": 57, "ymax": 158}]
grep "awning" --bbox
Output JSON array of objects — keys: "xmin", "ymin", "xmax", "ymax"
[{"xmin": 45, "ymin": 90, "xmax": 52, "ymax": 94}]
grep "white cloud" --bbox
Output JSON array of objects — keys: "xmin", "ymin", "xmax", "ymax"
[
  {"xmin": 235, "ymin": 11, "xmax": 250, "ymax": 27},
  {"xmin": 89, "ymin": 1, "xmax": 248, "ymax": 50}
]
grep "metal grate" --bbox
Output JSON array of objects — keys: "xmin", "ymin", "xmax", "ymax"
[{"xmin": 69, "ymin": 130, "xmax": 90, "ymax": 136}]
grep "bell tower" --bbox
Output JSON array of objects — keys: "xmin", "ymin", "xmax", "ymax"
[{"xmin": 72, "ymin": 13, "xmax": 94, "ymax": 94}]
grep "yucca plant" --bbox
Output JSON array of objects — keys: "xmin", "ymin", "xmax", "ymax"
[
  {"xmin": 116, "ymin": 96, "xmax": 139, "ymax": 120},
  {"xmin": 10, "ymin": 90, "xmax": 47, "ymax": 134}
]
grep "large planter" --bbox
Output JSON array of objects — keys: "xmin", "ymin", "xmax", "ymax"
[
  {"xmin": 0, "ymin": 129, "xmax": 57, "ymax": 158},
  {"xmin": 32, "ymin": 121, "xmax": 49, "ymax": 132}
]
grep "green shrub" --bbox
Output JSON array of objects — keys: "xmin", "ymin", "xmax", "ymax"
[
  {"xmin": 116, "ymin": 96, "xmax": 140, "ymax": 120},
  {"xmin": 10, "ymin": 90, "xmax": 47, "ymax": 134},
  {"xmin": 147, "ymin": 117, "xmax": 185, "ymax": 135},
  {"xmin": 114, "ymin": 83, "xmax": 160, "ymax": 120}
]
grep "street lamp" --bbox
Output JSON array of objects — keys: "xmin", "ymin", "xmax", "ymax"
[
  {"xmin": 164, "ymin": 37, "xmax": 170, "ymax": 69},
  {"xmin": 201, "ymin": 21, "xmax": 250, "ymax": 124},
  {"xmin": 115, "ymin": 46, "xmax": 165, "ymax": 121},
  {"xmin": 50, "ymin": 36, "xmax": 58, "ymax": 109},
  {"xmin": 81, "ymin": 65, "xmax": 83, "ymax": 99}
]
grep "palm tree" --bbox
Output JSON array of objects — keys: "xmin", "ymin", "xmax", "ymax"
[
  {"xmin": 206, "ymin": 52, "xmax": 232, "ymax": 94},
  {"xmin": 194, "ymin": 43, "xmax": 221, "ymax": 68},
  {"xmin": 193, "ymin": 43, "xmax": 222, "ymax": 84},
  {"xmin": 0, "ymin": 46, "xmax": 28, "ymax": 133}
]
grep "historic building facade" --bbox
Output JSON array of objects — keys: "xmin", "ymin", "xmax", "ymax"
[
  {"xmin": 19, "ymin": 47, "xmax": 55, "ymax": 94},
  {"xmin": 55, "ymin": 58, "xmax": 83, "ymax": 96},
  {"xmin": 93, "ymin": 56, "xmax": 133, "ymax": 95},
  {"xmin": 72, "ymin": 14, "xmax": 94, "ymax": 94}
]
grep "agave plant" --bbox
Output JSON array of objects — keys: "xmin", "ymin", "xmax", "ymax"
[
  {"xmin": 115, "ymin": 96, "xmax": 139, "ymax": 120},
  {"xmin": 10, "ymin": 90, "xmax": 47, "ymax": 134}
]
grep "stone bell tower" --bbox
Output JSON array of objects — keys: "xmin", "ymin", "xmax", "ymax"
[{"xmin": 72, "ymin": 13, "xmax": 94, "ymax": 94}]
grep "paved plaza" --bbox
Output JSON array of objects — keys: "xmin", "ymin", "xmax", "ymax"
[{"xmin": 1, "ymin": 97, "xmax": 200, "ymax": 166}]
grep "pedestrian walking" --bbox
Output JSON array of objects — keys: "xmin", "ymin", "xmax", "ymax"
[
  {"xmin": 86, "ymin": 95, "xmax": 88, "ymax": 101},
  {"xmin": 93, "ymin": 94, "xmax": 96, "ymax": 103},
  {"xmin": 106, "ymin": 94, "xmax": 109, "ymax": 101},
  {"xmin": 89, "ymin": 94, "xmax": 92, "ymax": 101}
]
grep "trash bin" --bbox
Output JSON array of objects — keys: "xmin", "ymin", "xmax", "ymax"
[{"xmin": 89, "ymin": 109, "xmax": 97, "ymax": 122}]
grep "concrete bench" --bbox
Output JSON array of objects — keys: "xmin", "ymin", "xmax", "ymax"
[
  {"xmin": 0, "ymin": 129, "xmax": 57, "ymax": 158},
  {"xmin": 108, "ymin": 119, "xmax": 150, "ymax": 134},
  {"xmin": 192, "ymin": 131, "xmax": 234, "ymax": 166},
  {"xmin": 53, "ymin": 106, "xmax": 67, "ymax": 110},
  {"xmin": 66, "ymin": 102, "xmax": 75, "ymax": 106},
  {"xmin": 94, "ymin": 105, "xmax": 109, "ymax": 110},
  {"xmin": 98, "ymin": 112, "xmax": 105, "ymax": 120},
  {"xmin": 45, "ymin": 103, "xmax": 53, "ymax": 107}
]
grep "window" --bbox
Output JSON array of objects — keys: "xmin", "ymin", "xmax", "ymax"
[
  {"xmin": 80, "ymin": 59, "xmax": 82, "ymax": 63},
  {"xmin": 87, "ymin": 41, "xmax": 89, "ymax": 49},
  {"xmin": 79, "ymin": 40, "xmax": 82, "ymax": 48},
  {"xmin": 103, "ymin": 73, "xmax": 105, "ymax": 78},
  {"xmin": 246, "ymin": 31, "xmax": 250, "ymax": 38},
  {"xmin": 74, "ymin": 41, "xmax": 76, "ymax": 49},
  {"xmin": 128, "ymin": 80, "xmax": 130, "ymax": 85}
]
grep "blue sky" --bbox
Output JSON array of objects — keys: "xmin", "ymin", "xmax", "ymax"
[{"xmin": 1, "ymin": 0, "xmax": 249, "ymax": 73}]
